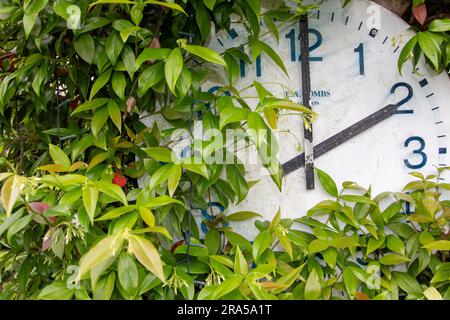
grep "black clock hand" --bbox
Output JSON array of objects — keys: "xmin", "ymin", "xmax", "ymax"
[
  {"xmin": 300, "ymin": 15, "xmax": 315, "ymax": 190},
  {"xmin": 282, "ymin": 103, "xmax": 399, "ymax": 176}
]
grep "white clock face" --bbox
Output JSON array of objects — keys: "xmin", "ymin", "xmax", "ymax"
[{"xmin": 202, "ymin": 0, "xmax": 450, "ymax": 237}]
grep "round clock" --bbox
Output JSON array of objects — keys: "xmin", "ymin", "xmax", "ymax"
[{"xmin": 201, "ymin": 0, "xmax": 450, "ymax": 237}]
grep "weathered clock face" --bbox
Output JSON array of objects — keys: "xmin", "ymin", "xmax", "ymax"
[{"xmin": 202, "ymin": 0, "xmax": 450, "ymax": 237}]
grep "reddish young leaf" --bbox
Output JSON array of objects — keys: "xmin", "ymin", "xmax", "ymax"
[
  {"xmin": 29, "ymin": 202, "xmax": 50, "ymax": 213},
  {"xmin": 413, "ymin": 4, "xmax": 427, "ymax": 25}
]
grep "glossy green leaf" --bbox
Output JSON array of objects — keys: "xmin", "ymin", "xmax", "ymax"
[
  {"xmin": 128, "ymin": 234, "xmax": 165, "ymax": 282},
  {"xmin": 91, "ymin": 106, "xmax": 109, "ymax": 137},
  {"xmin": 74, "ymin": 33, "xmax": 95, "ymax": 64},
  {"xmin": 315, "ymin": 168, "xmax": 338, "ymax": 197},
  {"xmin": 165, "ymin": 48, "xmax": 183, "ymax": 95},
  {"xmin": 97, "ymin": 180, "xmax": 128, "ymax": 205},
  {"xmin": 112, "ymin": 72, "xmax": 126, "ymax": 99},
  {"xmin": 118, "ymin": 253, "xmax": 139, "ymax": 296},
  {"xmin": 90, "ymin": 68, "xmax": 112, "ymax": 100},
  {"xmin": 182, "ymin": 44, "xmax": 226, "ymax": 66},
  {"xmin": 304, "ymin": 268, "xmax": 321, "ymax": 300},
  {"xmin": 107, "ymin": 100, "xmax": 122, "ymax": 132}
]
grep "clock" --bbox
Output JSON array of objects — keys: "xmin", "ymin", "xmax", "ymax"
[{"xmin": 199, "ymin": 0, "xmax": 450, "ymax": 238}]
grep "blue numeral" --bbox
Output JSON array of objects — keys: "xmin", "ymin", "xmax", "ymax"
[
  {"xmin": 392, "ymin": 82, "xmax": 414, "ymax": 114},
  {"xmin": 404, "ymin": 136, "xmax": 427, "ymax": 169},
  {"xmin": 354, "ymin": 43, "xmax": 365, "ymax": 75},
  {"xmin": 284, "ymin": 28, "xmax": 323, "ymax": 62},
  {"xmin": 239, "ymin": 55, "xmax": 261, "ymax": 78},
  {"xmin": 285, "ymin": 29, "xmax": 296, "ymax": 62}
]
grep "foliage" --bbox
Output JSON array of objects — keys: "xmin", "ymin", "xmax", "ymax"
[
  {"xmin": 0, "ymin": 0, "xmax": 449, "ymax": 300},
  {"xmin": 0, "ymin": 0, "xmax": 315, "ymax": 299}
]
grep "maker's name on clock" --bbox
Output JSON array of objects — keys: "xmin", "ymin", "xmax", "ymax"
[{"xmin": 285, "ymin": 89, "xmax": 331, "ymax": 106}]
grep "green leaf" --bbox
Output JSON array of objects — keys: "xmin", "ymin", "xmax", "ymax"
[
  {"xmin": 386, "ymin": 234, "xmax": 405, "ymax": 255},
  {"xmin": 329, "ymin": 236, "xmax": 359, "ymax": 249},
  {"xmin": 96, "ymin": 205, "xmax": 137, "ymax": 221},
  {"xmin": 74, "ymin": 33, "xmax": 95, "ymax": 64},
  {"xmin": 91, "ymin": 106, "xmax": 109, "ymax": 137},
  {"xmin": 219, "ymin": 106, "xmax": 250, "ymax": 129},
  {"xmin": 273, "ymin": 265, "xmax": 304, "ymax": 294},
  {"xmin": 275, "ymin": 227, "xmax": 293, "ymax": 260},
  {"xmin": 6, "ymin": 214, "xmax": 32, "ymax": 243},
  {"xmin": 83, "ymin": 183, "xmax": 98, "ymax": 223},
  {"xmin": 304, "ymin": 268, "xmax": 322, "ymax": 300},
  {"xmin": 246, "ymin": 0, "xmax": 260, "ymax": 21},
  {"xmin": 0, "ymin": 208, "xmax": 24, "ymax": 237},
  {"xmin": 224, "ymin": 230, "xmax": 252, "ymax": 252},
  {"xmin": 133, "ymin": 226, "xmax": 172, "ymax": 240},
  {"xmin": 181, "ymin": 160, "xmax": 209, "ymax": 179},
  {"xmin": 205, "ymin": 229, "xmax": 221, "ymax": 255},
  {"xmin": 423, "ymin": 287, "xmax": 443, "ymax": 300},
  {"xmin": 90, "ymin": 68, "xmax": 112, "ymax": 100},
  {"xmin": 137, "ymin": 62, "xmax": 164, "ymax": 95},
  {"xmin": 417, "ymin": 32, "xmax": 442, "ymax": 71},
  {"xmin": 112, "ymin": 72, "xmax": 126, "ymax": 99},
  {"xmin": 71, "ymin": 98, "xmax": 109, "ymax": 115},
  {"xmin": 366, "ymin": 236, "xmax": 385, "ymax": 256},
  {"xmin": 225, "ymin": 211, "xmax": 262, "ymax": 221},
  {"xmin": 23, "ymin": 0, "xmax": 49, "ymax": 39},
  {"xmin": 51, "ymin": 228, "xmax": 65, "ymax": 260},
  {"xmin": 1, "ymin": 176, "xmax": 20, "ymax": 217},
  {"xmin": 343, "ymin": 268, "xmax": 359, "ymax": 298},
  {"xmin": 144, "ymin": 0, "xmax": 187, "ymax": 14},
  {"xmin": 168, "ymin": 164, "xmax": 182, "ymax": 197},
  {"xmin": 234, "ymin": 246, "xmax": 248, "ymax": 275},
  {"xmin": 118, "ymin": 253, "xmax": 139, "ymax": 296},
  {"xmin": 128, "ymin": 234, "xmax": 165, "ymax": 281},
  {"xmin": 105, "ymin": 32, "xmax": 124, "ymax": 65},
  {"xmin": 379, "ymin": 253, "xmax": 410, "ymax": 265},
  {"xmin": 97, "ymin": 180, "xmax": 128, "ymax": 205},
  {"xmin": 226, "ymin": 164, "xmax": 248, "ymax": 203},
  {"xmin": 142, "ymin": 147, "xmax": 175, "ymax": 162},
  {"xmin": 32, "ymin": 62, "xmax": 47, "ymax": 96},
  {"xmin": 139, "ymin": 206, "xmax": 155, "ymax": 227},
  {"xmin": 315, "ymin": 168, "xmax": 338, "ymax": 197},
  {"xmin": 203, "ymin": 0, "xmax": 216, "ymax": 10},
  {"xmin": 423, "ymin": 240, "xmax": 450, "ymax": 251},
  {"xmin": 252, "ymin": 230, "xmax": 273, "ymax": 260},
  {"xmin": 149, "ymin": 163, "xmax": 173, "ymax": 191},
  {"xmin": 428, "ymin": 18, "xmax": 450, "ymax": 32},
  {"xmin": 122, "ymin": 45, "xmax": 136, "ymax": 78},
  {"xmin": 135, "ymin": 48, "xmax": 171, "ymax": 69},
  {"xmin": 49, "ymin": 144, "xmax": 71, "ymax": 169},
  {"xmin": 210, "ymin": 274, "xmax": 243, "ymax": 300},
  {"xmin": 182, "ymin": 44, "xmax": 226, "ymax": 66},
  {"xmin": 108, "ymin": 100, "xmax": 122, "ymax": 132},
  {"xmin": 38, "ymin": 281, "xmax": 74, "ymax": 300},
  {"xmin": 393, "ymin": 271, "xmax": 422, "ymax": 295},
  {"xmin": 195, "ymin": 1, "xmax": 210, "ymax": 41},
  {"xmin": 93, "ymin": 272, "xmax": 116, "ymax": 300},
  {"xmin": 308, "ymin": 239, "xmax": 329, "ymax": 254},
  {"xmin": 165, "ymin": 48, "xmax": 183, "ymax": 96},
  {"xmin": 78, "ymin": 231, "xmax": 125, "ymax": 278},
  {"xmin": 398, "ymin": 36, "xmax": 417, "ymax": 75},
  {"xmin": 259, "ymin": 98, "xmax": 313, "ymax": 114},
  {"xmin": 251, "ymin": 40, "xmax": 287, "ymax": 76},
  {"xmin": 145, "ymin": 195, "xmax": 185, "ymax": 209},
  {"xmin": 341, "ymin": 195, "xmax": 376, "ymax": 205}
]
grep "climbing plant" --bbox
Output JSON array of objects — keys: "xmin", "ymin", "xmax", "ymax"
[{"xmin": 0, "ymin": 0, "xmax": 449, "ymax": 300}]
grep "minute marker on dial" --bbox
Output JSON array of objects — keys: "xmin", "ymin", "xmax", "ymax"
[{"xmin": 282, "ymin": 103, "xmax": 400, "ymax": 175}]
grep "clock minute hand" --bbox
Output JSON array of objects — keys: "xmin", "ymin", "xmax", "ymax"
[{"xmin": 282, "ymin": 103, "xmax": 399, "ymax": 176}]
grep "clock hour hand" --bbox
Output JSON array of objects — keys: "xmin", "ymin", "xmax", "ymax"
[{"xmin": 282, "ymin": 103, "xmax": 399, "ymax": 176}]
